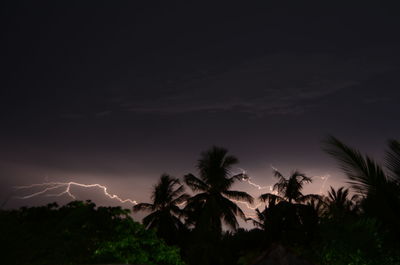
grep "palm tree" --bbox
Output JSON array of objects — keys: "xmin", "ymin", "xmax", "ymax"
[
  {"xmin": 325, "ymin": 186, "xmax": 356, "ymax": 218},
  {"xmin": 307, "ymin": 196, "xmax": 327, "ymax": 218},
  {"xmin": 133, "ymin": 174, "xmax": 189, "ymax": 244},
  {"xmin": 259, "ymin": 169, "xmax": 317, "ymax": 204},
  {"xmin": 183, "ymin": 146, "xmax": 254, "ymax": 236},
  {"xmin": 323, "ymin": 136, "xmax": 400, "ymax": 234},
  {"xmin": 327, "ymin": 186, "xmax": 349, "ymax": 207},
  {"xmin": 256, "ymin": 169, "xmax": 320, "ymax": 242}
]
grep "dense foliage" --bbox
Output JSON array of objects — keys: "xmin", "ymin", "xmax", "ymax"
[{"xmin": 0, "ymin": 201, "xmax": 185, "ymax": 265}]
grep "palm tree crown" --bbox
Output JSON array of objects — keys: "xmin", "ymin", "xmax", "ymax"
[
  {"xmin": 327, "ymin": 186, "xmax": 350, "ymax": 209},
  {"xmin": 184, "ymin": 146, "xmax": 254, "ymax": 235},
  {"xmin": 133, "ymin": 174, "xmax": 189, "ymax": 244},
  {"xmin": 260, "ymin": 169, "xmax": 313, "ymax": 204},
  {"xmin": 325, "ymin": 186, "xmax": 357, "ymax": 218}
]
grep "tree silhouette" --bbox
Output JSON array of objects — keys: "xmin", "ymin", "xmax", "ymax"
[
  {"xmin": 323, "ymin": 136, "xmax": 388, "ymax": 195},
  {"xmin": 327, "ymin": 186, "xmax": 350, "ymax": 208},
  {"xmin": 306, "ymin": 195, "xmax": 327, "ymax": 218},
  {"xmin": 259, "ymin": 169, "xmax": 318, "ymax": 204},
  {"xmin": 323, "ymin": 136, "xmax": 400, "ymax": 236},
  {"xmin": 256, "ymin": 169, "xmax": 320, "ymax": 242},
  {"xmin": 133, "ymin": 174, "xmax": 189, "ymax": 244},
  {"xmin": 183, "ymin": 146, "xmax": 254, "ymax": 235},
  {"xmin": 325, "ymin": 186, "xmax": 357, "ymax": 219}
]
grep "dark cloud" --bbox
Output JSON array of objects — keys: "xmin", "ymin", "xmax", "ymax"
[{"xmin": 113, "ymin": 51, "xmax": 392, "ymax": 117}]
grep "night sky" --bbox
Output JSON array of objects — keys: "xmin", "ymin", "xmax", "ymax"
[{"xmin": 1, "ymin": 2, "xmax": 400, "ymax": 223}]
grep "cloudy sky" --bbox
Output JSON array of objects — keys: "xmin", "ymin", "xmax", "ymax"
[{"xmin": 1, "ymin": 2, "xmax": 400, "ymax": 223}]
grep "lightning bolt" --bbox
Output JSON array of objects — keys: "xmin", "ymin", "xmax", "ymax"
[
  {"xmin": 246, "ymin": 179, "xmax": 273, "ymax": 191},
  {"xmin": 230, "ymin": 199, "xmax": 263, "ymax": 211},
  {"xmin": 317, "ymin": 174, "xmax": 330, "ymax": 195},
  {"xmin": 230, "ymin": 168, "xmax": 273, "ymax": 218},
  {"xmin": 235, "ymin": 168, "xmax": 273, "ymax": 191},
  {"xmin": 233, "ymin": 167, "xmax": 331, "ymax": 217},
  {"xmin": 12, "ymin": 172, "xmax": 330, "ymax": 222},
  {"xmin": 270, "ymin": 165, "xmax": 279, "ymax": 172},
  {"xmin": 270, "ymin": 166, "xmax": 331, "ymax": 195},
  {"xmin": 14, "ymin": 182, "xmax": 138, "ymax": 205}
]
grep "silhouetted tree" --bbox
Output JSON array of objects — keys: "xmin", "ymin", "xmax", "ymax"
[
  {"xmin": 133, "ymin": 174, "xmax": 189, "ymax": 244},
  {"xmin": 182, "ymin": 146, "xmax": 253, "ymax": 265},
  {"xmin": 259, "ymin": 169, "xmax": 319, "ymax": 204},
  {"xmin": 325, "ymin": 186, "xmax": 357, "ymax": 219},
  {"xmin": 306, "ymin": 195, "xmax": 327, "ymax": 218},
  {"xmin": 327, "ymin": 186, "xmax": 349, "ymax": 208},
  {"xmin": 323, "ymin": 136, "xmax": 400, "ymax": 235},
  {"xmin": 183, "ymin": 146, "xmax": 254, "ymax": 235},
  {"xmin": 257, "ymin": 169, "xmax": 320, "ymax": 243}
]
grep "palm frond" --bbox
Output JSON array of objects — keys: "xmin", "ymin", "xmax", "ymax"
[
  {"xmin": 223, "ymin": 190, "xmax": 254, "ymax": 204},
  {"xmin": 327, "ymin": 186, "xmax": 337, "ymax": 202},
  {"xmin": 323, "ymin": 135, "xmax": 387, "ymax": 195},
  {"xmin": 245, "ymin": 208, "xmax": 266, "ymax": 228},
  {"xmin": 259, "ymin": 193, "xmax": 285, "ymax": 204},
  {"xmin": 273, "ymin": 176, "xmax": 288, "ymax": 195},
  {"xmin": 171, "ymin": 193, "xmax": 190, "ymax": 205},
  {"xmin": 385, "ymin": 139, "xmax": 400, "ymax": 182},
  {"xmin": 328, "ymin": 186, "xmax": 349, "ymax": 204},
  {"xmin": 169, "ymin": 184, "xmax": 185, "ymax": 200},
  {"xmin": 219, "ymin": 175, "xmax": 236, "ymax": 191},
  {"xmin": 298, "ymin": 194, "xmax": 322, "ymax": 203},
  {"xmin": 133, "ymin": 202, "xmax": 154, "ymax": 212},
  {"xmin": 273, "ymin": 169, "xmax": 285, "ymax": 180},
  {"xmin": 184, "ymin": 173, "xmax": 209, "ymax": 192},
  {"xmin": 142, "ymin": 210, "xmax": 160, "ymax": 228},
  {"xmin": 219, "ymin": 196, "xmax": 246, "ymax": 229},
  {"xmin": 222, "ymin": 155, "xmax": 239, "ymax": 169},
  {"xmin": 292, "ymin": 170, "xmax": 312, "ymax": 184},
  {"xmin": 246, "ymin": 216, "xmax": 263, "ymax": 228},
  {"xmin": 184, "ymin": 192, "xmax": 208, "ymax": 209},
  {"xmin": 170, "ymin": 204, "xmax": 186, "ymax": 217}
]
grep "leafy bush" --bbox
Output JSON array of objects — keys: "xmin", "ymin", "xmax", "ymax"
[
  {"xmin": 312, "ymin": 218, "xmax": 400, "ymax": 265},
  {"xmin": 0, "ymin": 201, "xmax": 185, "ymax": 265},
  {"xmin": 93, "ymin": 219, "xmax": 185, "ymax": 265}
]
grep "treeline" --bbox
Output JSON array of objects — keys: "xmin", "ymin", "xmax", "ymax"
[
  {"xmin": 1, "ymin": 136, "xmax": 400, "ymax": 265},
  {"xmin": 0, "ymin": 201, "xmax": 184, "ymax": 265},
  {"xmin": 132, "ymin": 136, "xmax": 400, "ymax": 265}
]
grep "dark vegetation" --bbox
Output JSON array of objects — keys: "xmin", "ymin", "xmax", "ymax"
[
  {"xmin": 0, "ymin": 201, "xmax": 184, "ymax": 265},
  {"xmin": 1, "ymin": 137, "xmax": 400, "ymax": 264}
]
